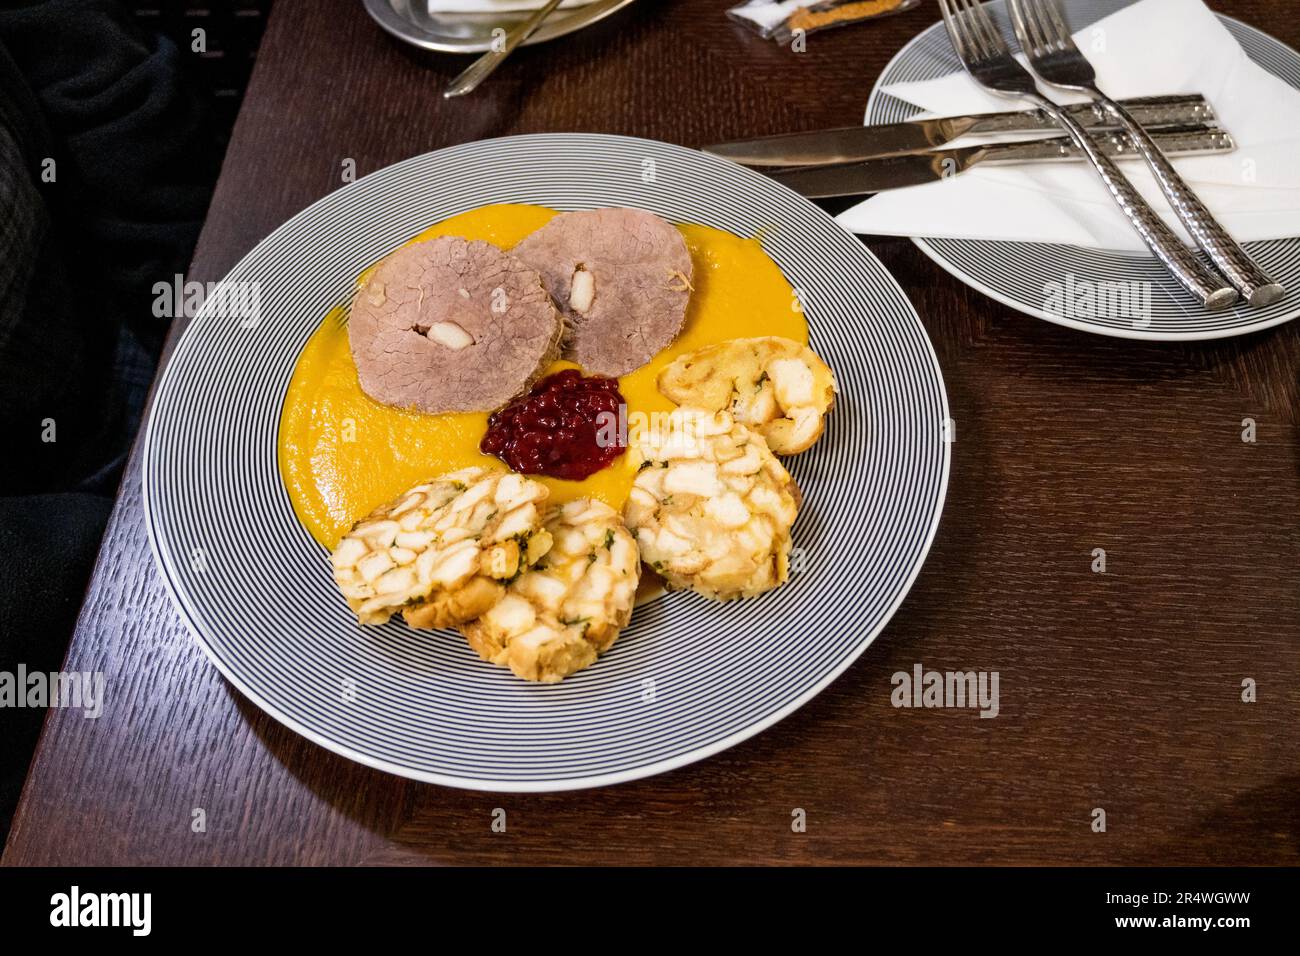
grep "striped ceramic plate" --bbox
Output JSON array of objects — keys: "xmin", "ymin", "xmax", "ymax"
[
  {"xmin": 868, "ymin": 0, "xmax": 1300, "ymax": 339},
  {"xmin": 143, "ymin": 134, "xmax": 949, "ymax": 791}
]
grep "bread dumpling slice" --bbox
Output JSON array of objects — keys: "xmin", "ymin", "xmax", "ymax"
[
  {"xmin": 462, "ymin": 498, "xmax": 641, "ymax": 683},
  {"xmin": 657, "ymin": 336, "xmax": 836, "ymax": 455},
  {"xmin": 623, "ymin": 408, "xmax": 800, "ymax": 601},
  {"xmin": 330, "ymin": 467, "xmax": 552, "ymax": 628}
]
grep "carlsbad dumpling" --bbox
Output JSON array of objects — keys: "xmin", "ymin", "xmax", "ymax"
[
  {"xmin": 656, "ymin": 336, "xmax": 836, "ymax": 455},
  {"xmin": 462, "ymin": 498, "xmax": 641, "ymax": 683},
  {"xmin": 624, "ymin": 408, "xmax": 800, "ymax": 601},
  {"xmin": 330, "ymin": 467, "xmax": 552, "ymax": 628}
]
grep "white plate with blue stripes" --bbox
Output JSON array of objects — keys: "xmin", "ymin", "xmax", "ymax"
[
  {"xmin": 869, "ymin": 0, "xmax": 1300, "ymax": 339},
  {"xmin": 143, "ymin": 134, "xmax": 950, "ymax": 791}
]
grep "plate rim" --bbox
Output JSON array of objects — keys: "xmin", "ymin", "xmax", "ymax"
[
  {"xmin": 864, "ymin": 6, "xmax": 1300, "ymax": 341},
  {"xmin": 142, "ymin": 131, "xmax": 951, "ymax": 792},
  {"xmin": 910, "ymin": 237, "xmax": 1300, "ymax": 342},
  {"xmin": 362, "ymin": 0, "xmax": 639, "ymax": 55}
]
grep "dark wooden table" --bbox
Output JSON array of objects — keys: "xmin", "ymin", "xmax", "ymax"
[{"xmin": 4, "ymin": 0, "xmax": 1298, "ymax": 866}]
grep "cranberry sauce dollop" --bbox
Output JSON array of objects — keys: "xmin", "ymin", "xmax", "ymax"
[{"xmin": 480, "ymin": 369, "xmax": 626, "ymax": 481}]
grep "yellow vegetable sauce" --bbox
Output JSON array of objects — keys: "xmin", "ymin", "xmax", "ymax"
[{"xmin": 278, "ymin": 204, "xmax": 808, "ymax": 549}]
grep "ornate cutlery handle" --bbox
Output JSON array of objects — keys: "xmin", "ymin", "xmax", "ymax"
[
  {"xmin": 1098, "ymin": 96, "xmax": 1283, "ymax": 306},
  {"xmin": 1115, "ymin": 94, "xmax": 1219, "ymax": 129},
  {"xmin": 1033, "ymin": 97, "xmax": 1237, "ymax": 310},
  {"xmin": 978, "ymin": 126, "xmax": 1234, "ymax": 164},
  {"xmin": 965, "ymin": 94, "xmax": 1216, "ymax": 135}
]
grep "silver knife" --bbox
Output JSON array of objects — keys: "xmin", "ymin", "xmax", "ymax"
[
  {"xmin": 706, "ymin": 94, "xmax": 1215, "ymax": 167},
  {"xmin": 769, "ymin": 125, "xmax": 1235, "ymax": 198}
]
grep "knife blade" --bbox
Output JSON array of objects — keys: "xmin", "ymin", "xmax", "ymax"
[
  {"xmin": 705, "ymin": 94, "xmax": 1216, "ymax": 167},
  {"xmin": 769, "ymin": 125, "xmax": 1235, "ymax": 198}
]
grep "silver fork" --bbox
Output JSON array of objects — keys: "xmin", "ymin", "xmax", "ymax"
[
  {"xmin": 444, "ymin": 0, "xmax": 565, "ymax": 98},
  {"xmin": 1009, "ymin": 0, "xmax": 1282, "ymax": 307},
  {"xmin": 937, "ymin": 0, "xmax": 1237, "ymax": 310}
]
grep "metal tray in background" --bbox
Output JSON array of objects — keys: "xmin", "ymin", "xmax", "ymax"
[{"xmin": 363, "ymin": 0, "xmax": 638, "ymax": 54}]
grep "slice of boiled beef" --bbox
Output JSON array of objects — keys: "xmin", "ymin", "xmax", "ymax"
[
  {"xmin": 348, "ymin": 236, "xmax": 562, "ymax": 414},
  {"xmin": 511, "ymin": 208, "xmax": 693, "ymax": 377}
]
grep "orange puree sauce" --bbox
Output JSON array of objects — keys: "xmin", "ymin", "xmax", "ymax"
[{"xmin": 277, "ymin": 204, "xmax": 808, "ymax": 548}]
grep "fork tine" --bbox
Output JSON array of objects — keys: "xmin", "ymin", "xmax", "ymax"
[
  {"xmin": 1026, "ymin": 0, "xmax": 1055, "ymax": 54},
  {"xmin": 1008, "ymin": 0, "xmax": 1040, "ymax": 55},
  {"xmin": 1040, "ymin": 0, "xmax": 1073, "ymax": 45},
  {"xmin": 954, "ymin": 0, "xmax": 988, "ymax": 60},
  {"xmin": 949, "ymin": 0, "xmax": 979, "ymax": 60},
  {"xmin": 938, "ymin": 0, "xmax": 974, "ymax": 63},
  {"xmin": 936, "ymin": 0, "xmax": 957, "ymax": 54},
  {"xmin": 1024, "ymin": 0, "xmax": 1059, "ymax": 53},
  {"xmin": 964, "ymin": 0, "xmax": 1009, "ymax": 59}
]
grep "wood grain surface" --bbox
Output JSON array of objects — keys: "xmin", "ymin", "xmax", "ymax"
[{"xmin": 4, "ymin": 0, "xmax": 1298, "ymax": 866}]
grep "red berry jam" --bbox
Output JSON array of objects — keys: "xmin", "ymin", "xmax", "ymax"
[{"xmin": 480, "ymin": 369, "xmax": 626, "ymax": 481}]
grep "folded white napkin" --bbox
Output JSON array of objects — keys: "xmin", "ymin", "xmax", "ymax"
[
  {"xmin": 837, "ymin": 0, "xmax": 1300, "ymax": 251},
  {"xmin": 425, "ymin": 1, "xmax": 593, "ymax": 12},
  {"xmin": 729, "ymin": 0, "xmax": 918, "ymax": 37},
  {"xmin": 729, "ymin": 0, "xmax": 812, "ymax": 32}
]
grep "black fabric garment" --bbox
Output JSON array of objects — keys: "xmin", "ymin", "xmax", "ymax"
[
  {"xmin": 0, "ymin": 0, "xmax": 218, "ymax": 844},
  {"xmin": 0, "ymin": 38, "xmax": 118, "ymax": 495},
  {"xmin": 0, "ymin": 493, "xmax": 111, "ymax": 836},
  {"xmin": 1, "ymin": 0, "xmax": 218, "ymax": 495}
]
